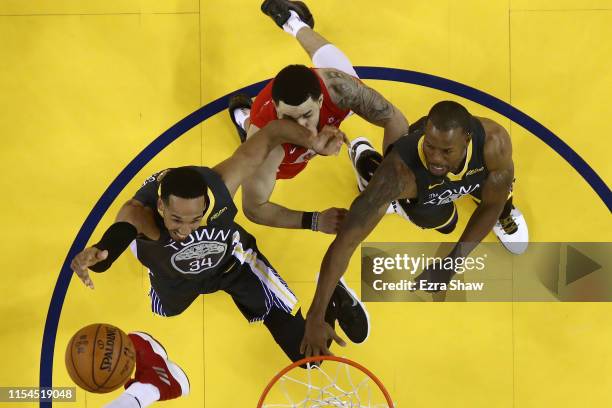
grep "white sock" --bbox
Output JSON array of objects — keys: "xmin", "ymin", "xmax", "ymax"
[
  {"xmin": 232, "ymin": 108, "xmax": 250, "ymax": 130},
  {"xmin": 125, "ymin": 382, "xmax": 161, "ymax": 407},
  {"xmin": 103, "ymin": 393, "xmax": 141, "ymax": 408},
  {"xmin": 283, "ymin": 10, "xmax": 309, "ymax": 37}
]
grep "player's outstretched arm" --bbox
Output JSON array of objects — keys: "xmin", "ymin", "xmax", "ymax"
[
  {"xmin": 70, "ymin": 199, "xmax": 155, "ymax": 289},
  {"xmin": 300, "ymin": 151, "xmax": 415, "ymax": 356},
  {"xmin": 214, "ymin": 120, "xmax": 344, "ymax": 197},
  {"xmin": 241, "ymin": 146, "xmax": 347, "ymax": 233},
  {"xmin": 322, "ymin": 68, "xmax": 410, "ymax": 151},
  {"xmin": 450, "ymin": 118, "xmax": 514, "ymax": 259}
]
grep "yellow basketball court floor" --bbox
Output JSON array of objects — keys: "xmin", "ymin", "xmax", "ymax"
[{"xmin": 1, "ymin": 0, "xmax": 611, "ymax": 406}]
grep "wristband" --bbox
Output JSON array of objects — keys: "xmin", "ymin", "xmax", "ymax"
[
  {"xmin": 90, "ymin": 222, "xmax": 138, "ymax": 272},
  {"xmin": 301, "ymin": 211, "xmax": 321, "ymax": 231}
]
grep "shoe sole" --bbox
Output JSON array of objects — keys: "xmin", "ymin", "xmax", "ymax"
[
  {"xmin": 337, "ymin": 277, "xmax": 371, "ymax": 343},
  {"xmin": 167, "ymin": 361, "xmax": 191, "ymax": 397},
  {"xmin": 228, "ymin": 94, "xmax": 252, "ymax": 111},
  {"xmin": 495, "ymin": 235, "xmax": 529, "ymax": 255},
  {"xmin": 130, "ymin": 332, "xmax": 191, "ymax": 396},
  {"xmin": 261, "ymin": 0, "xmax": 314, "ymax": 28},
  {"xmin": 260, "ymin": 0, "xmax": 290, "ymax": 27}
]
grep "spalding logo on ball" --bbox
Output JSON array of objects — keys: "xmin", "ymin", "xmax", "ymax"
[{"xmin": 65, "ymin": 323, "xmax": 136, "ymax": 393}]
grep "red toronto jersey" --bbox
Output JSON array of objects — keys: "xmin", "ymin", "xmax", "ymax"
[{"xmin": 250, "ymin": 68, "xmax": 351, "ymax": 179}]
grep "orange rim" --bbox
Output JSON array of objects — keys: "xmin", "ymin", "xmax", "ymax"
[{"xmin": 257, "ymin": 355, "xmax": 394, "ymax": 407}]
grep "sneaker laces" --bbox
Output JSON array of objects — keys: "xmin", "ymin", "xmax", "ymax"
[{"xmin": 499, "ymin": 214, "xmax": 518, "ymax": 234}]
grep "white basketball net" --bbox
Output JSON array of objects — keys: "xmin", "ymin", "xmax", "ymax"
[{"xmin": 261, "ymin": 360, "xmax": 392, "ymax": 408}]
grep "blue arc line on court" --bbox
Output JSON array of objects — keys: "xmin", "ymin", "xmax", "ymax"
[{"xmin": 39, "ymin": 67, "xmax": 611, "ymax": 407}]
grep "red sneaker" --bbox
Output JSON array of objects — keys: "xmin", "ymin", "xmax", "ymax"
[{"xmin": 125, "ymin": 332, "xmax": 190, "ymax": 401}]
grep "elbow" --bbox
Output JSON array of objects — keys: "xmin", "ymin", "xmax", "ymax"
[{"xmin": 242, "ymin": 201, "xmax": 261, "ymax": 224}]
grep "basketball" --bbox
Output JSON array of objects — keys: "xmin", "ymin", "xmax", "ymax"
[{"xmin": 65, "ymin": 323, "xmax": 136, "ymax": 393}]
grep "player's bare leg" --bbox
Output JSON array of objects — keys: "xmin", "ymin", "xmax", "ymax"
[
  {"xmin": 261, "ymin": 0, "xmax": 359, "ymax": 77},
  {"xmin": 295, "ymin": 27, "xmax": 330, "ymax": 59}
]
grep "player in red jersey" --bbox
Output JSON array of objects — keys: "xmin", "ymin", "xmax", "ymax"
[{"xmin": 228, "ymin": 0, "xmax": 409, "ymax": 235}]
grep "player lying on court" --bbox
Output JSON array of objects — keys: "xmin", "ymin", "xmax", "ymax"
[
  {"xmin": 300, "ymin": 101, "xmax": 529, "ymax": 356},
  {"xmin": 227, "ymin": 0, "xmax": 409, "ymax": 234},
  {"xmin": 70, "ymin": 119, "xmax": 369, "ymax": 365}
]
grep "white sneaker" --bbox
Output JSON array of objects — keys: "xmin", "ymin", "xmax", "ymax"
[{"xmin": 493, "ymin": 207, "xmax": 529, "ymax": 255}]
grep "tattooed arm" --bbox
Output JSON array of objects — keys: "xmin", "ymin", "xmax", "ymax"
[
  {"xmin": 321, "ymin": 68, "xmax": 410, "ymax": 151},
  {"xmin": 300, "ymin": 150, "xmax": 416, "ymax": 356}
]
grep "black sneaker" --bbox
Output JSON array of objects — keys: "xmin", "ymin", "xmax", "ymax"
[
  {"xmin": 332, "ymin": 278, "xmax": 370, "ymax": 344},
  {"xmin": 260, "ymin": 0, "xmax": 314, "ymax": 29},
  {"xmin": 348, "ymin": 137, "xmax": 377, "ymax": 192},
  {"xmin": 228, "ymin": 93, "xmax": 252, "ymax": 143},
  {"xmin": 324, "ymin": 297, "xmax": 337, "ymax": 329}
]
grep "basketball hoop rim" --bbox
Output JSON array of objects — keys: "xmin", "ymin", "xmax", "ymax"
[{"xmin": 257, "ymin": 355, "xmax": 394, "ymax": 408}]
